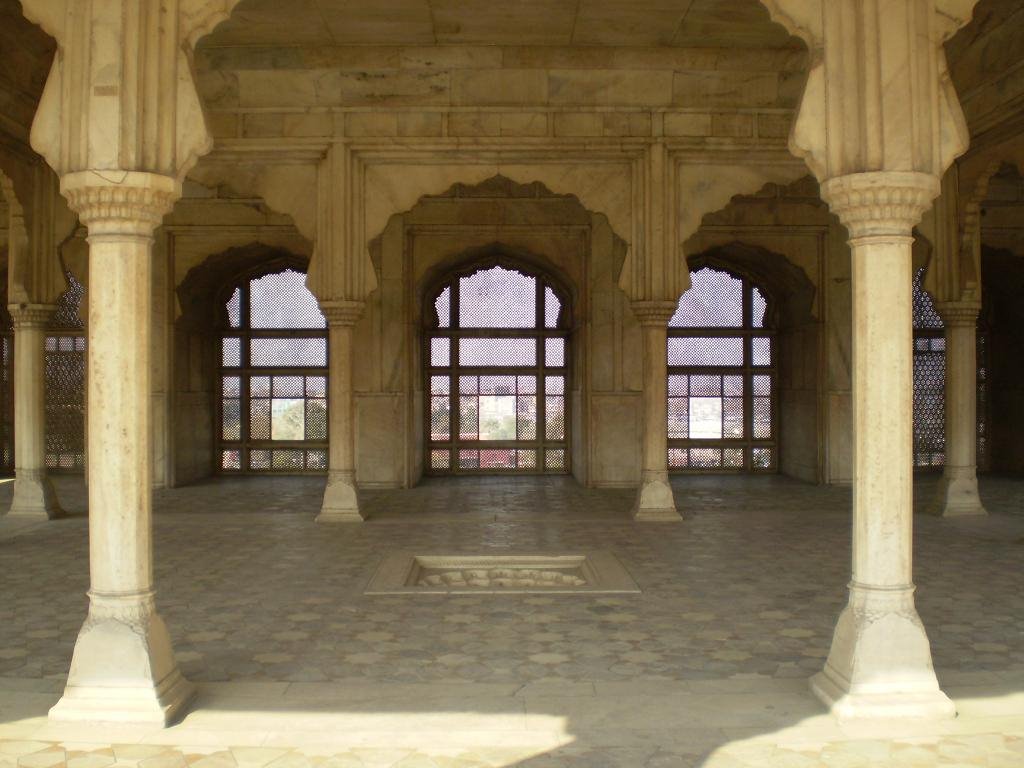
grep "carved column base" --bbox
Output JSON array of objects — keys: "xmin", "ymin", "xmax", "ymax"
[
  {"xmin": 934, "ymin": 467, "xmax": 987, "ymax": 517},
  {"xmin": 632, "ymin": 471, "xmax": 682, "ymax": 522},
  {"xmin": 49, "ymin": 594, "xmax": 194, "ymax": 725},
  {"xmin": 7, "ymin": 472, "xmax": 63, "ymax": 519},
  {"xmin": 317, "ymin": 471, "xmax": 364, "ymax": 523},
  {"xmin": 811, "ymin": 584, "xmax": 955, "ymax": 720}
]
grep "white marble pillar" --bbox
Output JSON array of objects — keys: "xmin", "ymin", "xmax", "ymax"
[
  {"xmin": 317, "ymin": 301, "xmax": 365, "ymax": 523},
  {"xmin": 933, "ymin": 302, "xmax": 987, "ymax": 516},
  {"xmin": 811, "ymin": 172, "xmax": 954, "ymax": 720},
  {"xmin": 48, "ymin": 172, "xmax": 192, "ymax": 725},
  {"xmin": 631, "ymin": 301, "xmax": 681, "ymax": 521},
  {"xmin": 6, "ymin": 303, "xmax": 63, "ymax": 518}
]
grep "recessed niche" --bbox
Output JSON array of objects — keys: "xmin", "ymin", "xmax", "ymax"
[{"xmin": 365, "ymin": 552, "xmax": 641, "ymax": 595}]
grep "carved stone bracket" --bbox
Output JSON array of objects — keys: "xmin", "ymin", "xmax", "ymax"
[
  {"xmin": 320, "ymin": 300, "xmax": 366, "ymax": 328},
  {"xmin": 630, "ymin": 300, "xmax": 678, "ymax": 328},
  {"xmin": 8, "ymin": 303, "xmax": 57, "ymax": 329},
  {"xmin": 935, "ymin": 300, "xmax": 982, "ymax": 327}
]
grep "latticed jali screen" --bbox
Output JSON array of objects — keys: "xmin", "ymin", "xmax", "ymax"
[
  {"xmin": 45, "ymin": 274, "xmax": 86, "ymax": 471},
  {"xmin": 667, "ymin": 267, "xmax": 776, "ymax": 472},
  {"xmin": 219, "ymin": 269, "xmax": 328, "ymax": 473},
  {"xmin": 0, "ymin": 331, "xmax": 12, "ymax": 472},
  {"xmin": 911, "ymin": 267, "xmax": 987, "ymax": 469},
  {"xmin": 427, "ymin": 265, "xmax": 569, "ymax": 474}
]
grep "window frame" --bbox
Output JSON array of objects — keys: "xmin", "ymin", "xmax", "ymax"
[
  {"xmin": 216, "ymin": 267, "xmax": 329, "ymax": 475},
  {"xmin": 424, "ymin": 260, "xmax": 572, "ymax": 475},
  {"xmin": 667, "ymin": 266, "xmax": 778, "ymax": 473}
]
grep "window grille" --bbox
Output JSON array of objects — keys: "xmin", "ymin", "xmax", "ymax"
[
  {"xmin": 45, "ymin": 273, "xmax": 86, "ymax": 472},
  {"xmin": 667, "ymin": 266, "xmax": 777, "ymax": 472},
  {"xmin": 218, "ymin": 269, "xmax": 328, "ymax": 474},
  {"xmin": 426, "ymin": 264, "xmax": 570, "ymax": 475},
  {"xmin": 911, "ymin": 266, "xmax": 987, "ymax": 469}
]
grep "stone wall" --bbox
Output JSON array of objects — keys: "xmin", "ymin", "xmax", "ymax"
[
  {"xmin": 686, "ymin": 177, "xmax": 851, "ymax": 484},
  {"xmin": 948, "ymin": 0, "xmax": 1024, "ymax": 138},
  {"xmin": 193, "ymin": 44, "xmax": 805, "ymax": 144},
  {"xmin": 163, "ymin": 182, "xmax": 311, "ymax": 486},
  {"xmin": 356, "ymin": 176, "xmax": 638, "ymax": 488},
  {"xmin": 156, "ymin": 172, "xmax": 869, "ymax": 488},
  {"xmin": 980, "ymin": 166, "xmax": 1024, "ymax": 475}
]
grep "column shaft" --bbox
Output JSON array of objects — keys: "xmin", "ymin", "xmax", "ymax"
[
  {"xmin": 7, "ymin": 305, "xmax": 62, "ymax": 518},
  {"xmin": 86, "ymin": 234, "xmax": 153, "ymax": 593},
  {"xmin": 317, "ymin": 302, "xmax": 364, "ymax": 523},
  {"xmin": 631, "ymin": 302, "xmax": 680, "ymax": 521},
  {"xmin": 851, "ymin": 238, "xmax": 913, "ymax": 587},
  {"xmin": 934, "ymin": 304, "xmax": 986, "ymax": 516}
]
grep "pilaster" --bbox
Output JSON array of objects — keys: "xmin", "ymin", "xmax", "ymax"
[
  {"xmin": 6, "ymin": 303, "xmax": 62, "ymax": 519},
  {"xmin": 933, "ymin": 300, "xmax": 987, "ymax": 517},
  {"xmin": 630, "ymin": 301, "xmax": 681, "ymax": 522},
  {"xmin": 316, "ymin": 300, "xmax": 366, "ymax": 523}
]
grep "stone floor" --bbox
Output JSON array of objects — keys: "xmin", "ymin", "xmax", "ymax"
[{"xmin": 0, "ymin": 473, "xmax": 1023, "ymax": 767}]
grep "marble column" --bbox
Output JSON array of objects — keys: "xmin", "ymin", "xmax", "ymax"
[
  {"xmin": 48, "ymin": 171, "xmax": 192, "ymax": 725},
  {"xmin": 6, "ymin": 303, "xmax": 63, "ymax": 518},
  {"xmin": 317, "ymin": 301, "xmax": 365, "ymax": 523},
  {"xmin": 631, "ymin": 301, "xmax": 681, "ymax": 521},
  {"xmin": 811, "ymin": 172, "xmax": 954, "ymax": 720},
  {"xmin": 934, "ymin": 301, "xmax": 987, "ymax": 516}
]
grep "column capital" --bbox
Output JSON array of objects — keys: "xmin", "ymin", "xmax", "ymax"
[
  {"xmin": 61, "ymin": 171, "xmax": 180, "ymax": 238},
  {"xmin": 821, "ymin": 172, "xmax": 940, "ymax": 239},
  {"xmin": 630, "ymin": 300, "xmax": 678, "ymax": 328},
  {"xmin": 320, "ymin": 300, "xmax": 366, "ymax": 327},
  {"xmin": 934, "ymin": 301, "xmax": 982, "ymax": 327},
  {"xmin": 7, "ymin": 303, "xmax": 57, "ymax": 329}
]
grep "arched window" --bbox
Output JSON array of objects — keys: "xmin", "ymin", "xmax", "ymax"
[
  {"xmin": 45, "ymin": 273, "xmax": 86, "ymax": 471},
  {"xmin": 426, "ymin": 263, "xmax": 570, "ymax": 474},
  {"xmin": 667, "ymin": 266, "xmax": 776, "ymax": 472},
  {"xmin": 218, "ymin": 268, "xmax": 328, "ymax": 473}
]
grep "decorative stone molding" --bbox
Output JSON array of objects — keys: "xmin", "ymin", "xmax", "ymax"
[
  {"xmin": 629, "ymin": 300, "xmax": 678, "ymax": 328},
  {"xmin": 935, "ymin": 301, "xmax": 982, "ymax": 327},
  {"xmin": 11, "ymin": 468, "xmax": 48, "ymax": 483},
  {"xmin": 812, "ymin": 581, "xmax": 954, "ymax": 720},
  {"xmin": 8, "ymin": 303, "xmax": 57, "ymax": 329},
  {"xmin": 820, "ymin": 172, "xmax": 940, "ymax": 239},
  {"xmin": 327, "ymin": 469, "xmax": 356, "ymax": 485},
  {"xmin": 83, "ymin": 589, "xmax": 158, "ymax": 626},
  {"xmin": 60, "ymin": 171, "xmax": 180, "ymax": 237},
  {"xmin": 320, "ymin": 300, "xmax": 366, "ymax": 328}
]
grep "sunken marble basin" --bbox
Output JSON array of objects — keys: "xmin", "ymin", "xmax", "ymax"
[{"xmin": 365, "ymin": 552, "xmax": 641, "ymax": 595}]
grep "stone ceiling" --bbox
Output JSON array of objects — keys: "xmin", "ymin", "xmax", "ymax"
[
  {"xmin": 0, "ymin": 0, "xmax": 55, "ymax": 145},
  {"xmin": 200, "ymin": 0, "xmax": 800, "ymax": 49}
]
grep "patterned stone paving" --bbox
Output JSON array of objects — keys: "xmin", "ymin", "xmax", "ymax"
[
  {"xmin": 1, "ymin": 475, "xmax": 1022, "ymax": 686},
  {"xmin": 0, "ymin": 473, "xmax": 1023, "ymax": 766}
]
